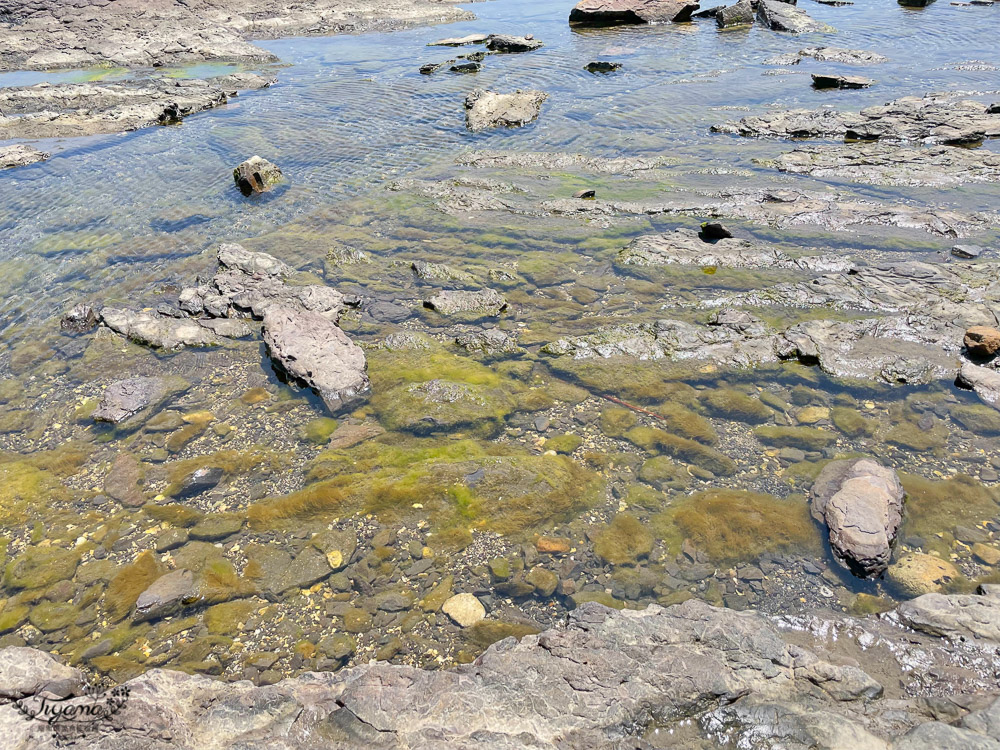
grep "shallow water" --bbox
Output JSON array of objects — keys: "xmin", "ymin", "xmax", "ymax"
[{"xmin": 1, "ymin": 0, "xmax": 1000, "ymax": 682}]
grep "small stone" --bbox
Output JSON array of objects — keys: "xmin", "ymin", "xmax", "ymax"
[
  {"xmin": 525, "ymin": 567, "xmax": 559, "ymax": 597},
  {"xmin": 342, "ymin": 608, "xmax": 373, "ymax": 633},
  {"xmin": 442, "ymin": 593, "xmax": 486, "ymax": 627},
  {"xmin": 796, "ymin": 406, "xmax": 830, "ymax": 424},
  {"xmin": 134, "ymin": 569, "xmax": 195, "ymax": 622},
  {"xmin": 61, "ymin": 304, "xmax": 99, "ymax": 333},
  {"xmin": 536, "ymin": 536, "xmax": 572, "ymax": 555},
  {"xmin": 811, "ymin": 73, "xmax": 874, "ymax": 90},
  {"xmin": 326, "ymin": 550, "xmax": 344, "ymax": 570},
  {"xmin": 174, "ymin": 467, "xmax": 224, "ymax": 498}
]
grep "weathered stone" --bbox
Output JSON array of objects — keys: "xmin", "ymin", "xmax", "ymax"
[
  {"xmin": 104, "ymin": 453, "xmax": 144, "ymax": 507},
  {"xmin": 717, "ymin": 0, "xmax": 755, "ymax": 28},
  {"xmin": 262, "ymin": 305, "xmax": 370, "ymax": 414},
  {"xmin": 965, "ymin": 327, "xmax": 1000, "ymax": 358},
  {"xmin": 811, "ymin": 73, "xmax": 874, "ymax": 89},
  {"xmin": 464, "ymin": 89, "xmax": 547, "ymax": 131},
  {"xmin": 584, "ymin": 61, "xmax": 622, "ymax": 73},
  {"xmin": 810, "ymin": 458, "xmax": 904, "ymax": 578},
  {"xmin": 101, "ymin": 308, "xmax": 219, "ymax": 350},
  {"xmin": 569, "ymin": 0, "xmax": 701, "ymax": 25},
  {"xmin": 92, "ymin": 376, "xmax": 183, "ymax": 425},
  {"xmin": 60, "ymin": 304, "xmax": 99, "ymax": 333},
  {"xmin": 233, "ymin": 155, "xmax": 283, "ymax": 196},
  {"xmin": 799, "ymin": 46, "xmax": 888, "ymax": 64},
  {"xmin": 484, "ymin": 34, "xmax": 542, "ymax": 53},
  {"xmin": 896, "ymin": 588, "xmax": 1000, "ymax": 642},
  {"xmin": 757, "ymin": 0, "xmax": 834, "ymax": 32},
  {"xmin": 953, "ymin": 245, "xmax": 986, "ymax": 259},
  {"xmin": 958, "ymin": 362, "xmax": 1000, "ymax": 409},
  {"xmin": 428, "ymin": 33, "xmax": 490, "ymax": 46},
  {"xmin": 0, "ymin": 647, "xmax": 81, "ymax": 700}
]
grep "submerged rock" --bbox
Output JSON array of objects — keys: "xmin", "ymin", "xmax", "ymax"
[
  {"xmin": 799, "ymin": 46, "xmax": 889, "ymax": 64},
  {"xmin": 464, "ymin": 89, "xmax": 547, "ymax": 131},
  {"xmin": 958, "ymin": 361, "xmax": 1000, "ymax": 409},
  {"xmin": 442, "ymin": 593, "xmax": 486, "ymax": 627},
  {"xmin": 585, "ymin": 61, "xmax": 622, "ymax": 73},
  {"xmin": 569, "ymin": 0, "xmax": 701, "ymax": 24},
  {"xmin": 0, "ymin": 144, "xmax": 49, "ymax": 169},
  {"xmin": 133, "ymin": 569, "xmax": 196, "ymax": 623},
  {"xmin": 100, "ymin": 308, "xmax": 219, "ymax": 350},
  {"xmin": 60, "ymin": 303, "xmax": 99, "ymax": 333},
  {"xmin": 262, "ymin": 305, "xmax": 370, "ymax": 414},
  {"xmin": 888, "ymin": 553, "xmax": 960, "ymax": 596},
  {"xmin": 428, "ymin": 33, "xmax": 490, "ymax": 46},
  {"xmin": 424, "ymin": 288, "xmax": 507, "ymax": 316},
  {"xmin": 92, "ymin": 376, "xmax": 185, "ymax": 425},
  {"xmin": 810, "ymin": 458, "xmax": 904, "ymax": 577},
  {"xmin": 233, "ymin": 155, "xmax": 283, "ymax": 196}
]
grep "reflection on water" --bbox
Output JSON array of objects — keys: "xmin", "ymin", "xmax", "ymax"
[{"xmin": 0, "ymin": 0, "xmax": 999, "ymax": 682}]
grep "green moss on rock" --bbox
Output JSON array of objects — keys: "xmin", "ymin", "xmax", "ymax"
[
  {"xmin": 702, "ymin": 389, "xmax": 772, "ymax": 424},
  {"xmin": 626, "ymin": 426, "xmax": 736, "ymax": 476},
  {"xmin": 593, "ymin": 514, "xmax": 654, "ymax": 566},
  {"xmin": 754, "ymin": 426, "xmax": 836, "ymax": 451}
]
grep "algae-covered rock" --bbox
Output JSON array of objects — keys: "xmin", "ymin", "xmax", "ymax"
[
  {"xmin": 888, "ymin": 553, "xmax": 960, "ymax": 597},
  {"xmin": 951, "ymin": 404, "xmax": 1000, "ymax": 436},
  {"xmin": 28, "ymin": 601, "xmax": 78, "ymax": 632},
  {"xmin": 594, "ymin": 514, "xmax": 654, "ymax": 565},
  {"xmin": 900, "ymin": 473, "xmax": 999, "ymax": 541},
  {"xmin": 0, "ymin": 462, "xmax": 69, "ymax": 525},
  {"xmin": 377, "ymin": 379, "xmax": 514, "ymax": 437},
  {"xmin": 656, "ymin": 403, "xmax": 718, "ymax": 445},
  {"xmin": 599, "ymin": 406, "xmax": 638, "ymax": 438},
  {"xmin": 754, "ymin": 426, "xmax": 836, "ymax": 451},
  {"xmin": 702, "ymin": 389, "xmax": 773, "ymax": 424},
  {"xmin": 831, "ymin": 407, "xmax": 878, "ymax": 438},
  {"xmin": 104, "ymin": 551, "xmax": 165, "ymax": 622},
  {"xmin": 4, "ymin": 546, "xmax": 79, "ymax": 590},
  {"xmin": 544, "ymin": 433, "xmax": 583, "ymax": 454},
  {"xmin": 203, "ymin": 600, "xmax": 257, "ymax": 635},
  {"xmin": 464, "ymin": 620, "xmax": 541, "ymax": 648},
  {"xmin": 626, "ymin": 426, "xmax": 736, "ymax": 476},
  {"xmin": 638, "ymin": 457, "xmax": 689, "ymax": 491}
]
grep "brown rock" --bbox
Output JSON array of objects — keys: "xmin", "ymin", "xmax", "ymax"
[
  {"xmin": 965, "ymin": 326, "xmax": 1000, "ymax": 358},
  {"xmin": 103, "ymin": 453, "xmax": 145, "ymax": 507},
  {"xmin": 536, "ymin": 536, "xmax": 572, "ymax": 555}
]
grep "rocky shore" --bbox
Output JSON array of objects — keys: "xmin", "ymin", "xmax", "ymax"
[{"xmin": 3, "ymin": 593, "xmax": 1000, "ymax": 748}]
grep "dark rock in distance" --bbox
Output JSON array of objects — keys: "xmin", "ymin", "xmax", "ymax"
[
  {"xmin": 484, "ymin": 34, "xmax": 542, "ymax": 53},
  {"xmin": 585, "ymin": 61, "xmax": 622, "ymax": 73},
  {"xmin": 952, "ymin": 244, "xmax": 985, "ymax": 259},
  {"xmin": 574, "ymin": 189, "xmax": 597, "ymax": 199}
]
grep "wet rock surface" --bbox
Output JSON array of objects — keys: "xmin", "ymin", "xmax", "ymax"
[
  {"xmin": 0, "ymin": 73, "xmax": 275, "ymax": 140},
  {"xmin": 233, "ymin": 155, "xmax": 283, "ymax": 196},
  {"xmin": 0, "ymin": 144, "xmax": 48, "ymax": 169},
  {"xmin": 569, "ymin": 0, "xmax": 701, "ymax": 25},
  {"xmin": 757, "ymin": 0, "xmax": 835, "ymax": 33}
]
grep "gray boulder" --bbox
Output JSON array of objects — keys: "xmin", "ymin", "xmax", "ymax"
[
  {"xmin": 424, "ymin": 288, "xmax": 508, "ymax": 316},
  {"xmin": 0, "ymin": 144, "xmax": 49, "ymax": 169},
  {"xmin": 464, "ymin": 89, "xmax": 547, "ymax": 131},
  {"xmin": 100, "ymin": 307, "xmax": 220, "ymax": 350},
  {"xmin": 757, "ymin": 0, "xmax": 834, "ymax": 32},
  {"xmin": 717, "ymin": 0, "xmax": 755, "ymax": 28},
  {"xmin": 484, "ymin": 34, "xmax": 542, "ymax": 52},
  {"xmin": 262, "ymin": 305, "xmax": 370, "ymax": 414},
  {"xmin": 811, "ymin": 458, "xmax": 904, "ymax": 577},
  {"xmin": 896, "ymin": 587, "xmax": 1000, "ymax": 642},
  {"xmin": 92, "ymin": 376, "xmax": 186, "ymax": 425},
  {"xmin": 0, "ymin": 647, "xmax": 81, "ymax": 700},
  {"xmin": 958, "ymin": 362, "xmax": 1000, "ymax": 410}
]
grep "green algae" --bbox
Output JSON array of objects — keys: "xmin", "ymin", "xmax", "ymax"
[
  {"xmin": 4, "ymin": 546, "xmax": 80, "ymax": 591},
  {"xmin": 299, "ymin": 417, "xmax": 339, "ymax": 444},
  {"xmin": 29, "ymin": 601, "xmax": 79, "ymax": 632},
  {"xmin": 594, "ymin": 514, "xmax": 654, "ymax": 565},
  {"xmin": 701, "ymin": 389, "xmax": 773, "ymax": 424},
  {"xmin": 625, "ymin": 425, "xmax": 736, "ymax": 476},
  {"xmin": 830, "ymin": 407, "xmax": 877, "ymax": 438},
  {"xmin": 544, "ymin": 433, "xmax": 583, "ymax": 454},
  {"xmin": 900, "ymin": 473, "xmax": 1000, "ymax": 541},
  {"xmin": 655, "ymin": 403, "xmax": 717, "ymax": 445},
  {"xmin": 754, "ymin": 426, "xmax": 836, "ymax": 451},
  {"xmin": 651, "ymin": 490, "xmax": 821, "ymax": 563},
  {"xmin": 638, "ymin": 456, "xmax": 690, "ymax": 491},
  {"xmin": 884, "ymin": 420, "xmax": 948, "ymax": 451},
  {"xmin": 950, "ymin": 404, "xmax": 1000, "ymax": 436},
  {"xmin": 104, "ymin": 551, "xmax": 164, "ymax": 622},
  {"xmin": 599, "ymin": 406, "xmax": 637, "ymax": 438},
  {"xmin": 464, "ymin": 620, "xmax": 541, "ymax": 648}
]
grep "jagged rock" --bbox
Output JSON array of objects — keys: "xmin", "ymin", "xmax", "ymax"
[
  {"xmin": 810, "ymin": 458, "xmax": 904, "ymax": 577},
  {"xmin": 717, "ymin": 0, "xmax": 755, "ymax": 28},
  {"xmin": 958, "ymin": 362, "xmax": 1000, "ymax": 409},
  {"xmin": 0, "ymin": 74, "xmax": 274, "ymax": 140},
  {"xmin": 569, "ymin": 0, "xmax": 701, "ymax": 24},
  {"xmin": 714, "ymin": 93, "xmax": 1000, "ymax": 144},
  {"xmin": 799, "ymin": 46, "xmax": 889, "ymax": 64},
  {"xmin": 424, "ymin": 288, "xmax": 507, "ymax": 316},
  {"xmin": 759, "ymin": 143, "xmax": 1000, "ymax": 187},
  {"xmin": 0, "ymin": 647, "xmax": 81, "ymax": 700},
  {"xmin": 101, "ymin": 308, "xmax": 220, "ymax": 350},
  {"xmin": 262, "ymin": 305, "xmax": 370, "ymax": 414},
  {"xmin": 464, "ymin": 89, "xmax": 547, "ymax": 131},
  {"xmin": 953, "ymin": 245, "xmax": 986, "ymax": 259},
  {"xmin": 174, "ymin": 467, "xmax": 226, "ymax": 499},
  {"xmin": 812, "ymin": 73, "xmax": 874, "ymax": 89},
  {"xmin": 965, "ymin": 327, "xmax": 1000, "ymax": 358},
  {"xmin": 699, "ymin": 221, "xmax": 733, "ymax": 240},
  {"xmin": 179, "ymin": 245, "xmax": 345, "ymax": 321},
  {"xmin": 757, "ymin": 0, "xmax": 834, "ymax": 32},
  {"xmin": 233, "ymin": 155, "xmax": 283, "ymax": 196},
  {"xmin": 428, "ymin": 33, "xmax": 490, "ymax": 46},
  {"xmin": 449, "ymin": 61, "xmax": 480, "ymax": 73},
  {"xmin": 616, "ymin": 228, "xmax": 851, "ymax": 272},
  {"xmin": 888, "ymin": 553, "xmax": 960, "ymax": 597},
  {"xmin": 60, "ymin": 303, "xmax": 99, "ymax": 333},
  {"xmin": 455, "ymin": 329, "xmax": 524, "ymax": 357},
  {"xmin": 0, "ymin": 144, "xmax": 49, "ymax": 169},
  {"xmin": 134, "ymin": 569, "xmax": 196, "ymax": 623},
  {"xmin": 896, "ymin": 587, "xmax": 1000, "ymax": 642},
  {"xmin": 93, "ymin": 376, "xmax": 186, "ymax": 425},
  {"xmin": 411, "ymin": 261, "xmax": 475, "ymax": 283},
  {"xmin": 484, "ymin": 34, "xmax": 542, "ymax": 53}
]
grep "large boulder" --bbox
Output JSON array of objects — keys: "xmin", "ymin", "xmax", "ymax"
[
  {"xmin": 896, "ymin": 586, "xmax": 1000, "ymax": 642},
  {"xmin": 262, "ymin": 305, "xmax": 370, "ymax": 414},
  {"xmin": 464, "ymin": 89, "xmax": 547, "ymax": 131},
  {"xmin": 569, "ymin": 0, "xmax": 701, "ymax": 25},
  {"xmin": 810, "ymin": 458, "xmax": 904, "ymax": 577},
  {"xmin": 757, "ymin": 0, "xmax": 834, "ymax": 32},
  {"xmin": 717, "ymin": 0, "xmax": 755, "ymax": 28},
  {"xmin": 0, "ymin": 647, "xmax": 82, "ymax": 700}
]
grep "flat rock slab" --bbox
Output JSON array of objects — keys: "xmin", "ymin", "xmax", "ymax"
[
  {"xmin": 262, "ymin": 305, "xmax": 370, "ymax": 414},
  {"xmin": 429, "ymin": 33, "xmax": 490, "ymax": 46},
  {"xmin": 0, "ymin": 647, "xmax": 81, "ymax": 700},
  {"xmin": 0, "ymin": 144, "xmax": 49, "ymax": 169},
  {"xmin": 799, "ymin": 46, "xmax": 888, "ymax": 64},
  {"xmin": 958, "ymin": 362, "xmax": 1000, "ymax": 409},
  {"xmin": 569, "ymin": 0, "xmax": 701, "ymax": 24},
  {"xmin": 811, "ymin": 458, "xmax": 904, "ymax": 577},
  {"xmin": 464, "ymin": 89, "xmax": 548, "ymax": 131},
  {"xmin": 134, "ymin": 569, "xmax": 196, "ymax": 623},
  {"xmin": 101, "ymin": 308, "xmax": 220, "ymax": 350},
  {"xmin": 714, "ymin": 93, "xmax": 1000, "ymax": 144},
  {"xmin": 757, "ymin": 0, "xmax": 835, "ymax": 32},
  {"xmin": 760, "ymin": 143, "xmax": 1000, "ymax": 186},
  {"xmin": 93, "ymin": 376, "xmax": 187, "ymax": 425},
  {"xmin": 896, "ymin": 588, "xmax": 1000, "ymax": 642},
  {"xmin": 0, "ymin": 73, "xmax": 274, "ymax": 140},
  {"xmin": 484, "ymin": 34, "xmax": 542, "ymax": 52}
]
